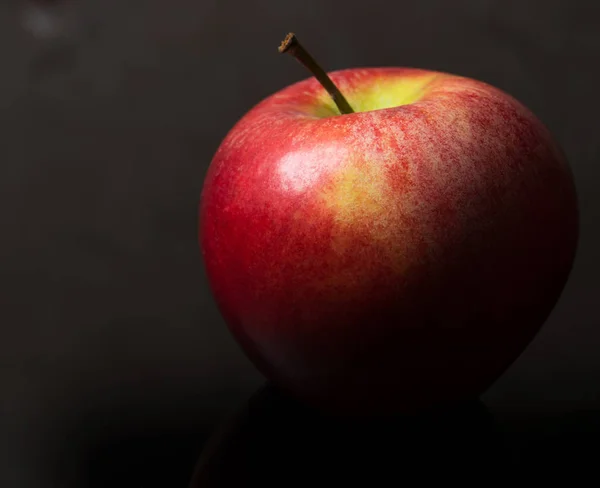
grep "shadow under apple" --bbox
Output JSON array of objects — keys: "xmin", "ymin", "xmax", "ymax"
[{"xmin": 190, "ymin": 383, "xmax": 509, "ymax": 486}]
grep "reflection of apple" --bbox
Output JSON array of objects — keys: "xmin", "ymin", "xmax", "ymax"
[{"xmin": 200, "ymin": 34, "xmax": 578, "ymax": 415}]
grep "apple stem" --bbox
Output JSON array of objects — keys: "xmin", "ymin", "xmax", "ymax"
[{"xmin": 279, "ymin": 33, "xmax": 355, "ymax": 115}]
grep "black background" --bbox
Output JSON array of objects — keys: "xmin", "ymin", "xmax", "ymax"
[{"xmin": 1, "ymin": 0, "xmax": 599, "ymax": 486}]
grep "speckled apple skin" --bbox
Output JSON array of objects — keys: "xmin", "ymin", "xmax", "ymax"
[{"xmin": 200, "ymin": 68, "xmax": 578, "ymax": 416}]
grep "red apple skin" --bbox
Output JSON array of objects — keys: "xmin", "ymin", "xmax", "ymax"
[{"xmin": 200, "ymin": 68, "xmax": 578, "ymax": 416}]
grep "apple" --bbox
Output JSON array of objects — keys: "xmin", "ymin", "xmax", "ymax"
[{"xmin": 199, "ymin": 34, "xmax": 578, "ymax": 416}]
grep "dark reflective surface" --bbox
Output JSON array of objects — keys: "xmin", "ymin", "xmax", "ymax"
[
  {"xmin": 190, "ymin": 384, "xmax": 508, "ymax": 486},
  {"xmin": 33, "ymin": 383, "xmax": 600, "ymax": 487}
]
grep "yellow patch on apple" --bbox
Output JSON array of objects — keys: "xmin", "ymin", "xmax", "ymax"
[
  {"xmin": 312, "ymin": 73, "xmax": 438, "ymax": 117},
  {"xmin": 321, "ymin": 164, "xmax": 387, "ymax": 224},
  {"xmin": 319, "ymin": 156, "xmax": 425, "ymax": 283}
]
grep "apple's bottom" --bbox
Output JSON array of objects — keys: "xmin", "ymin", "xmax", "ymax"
[{"xmin": 190, "ymin": 383, "xmax": 509, "ymax": 487}]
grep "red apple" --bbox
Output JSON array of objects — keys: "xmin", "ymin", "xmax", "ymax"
[{"xmin": 200, "ymin": 36, "xmax": 578, "ymax": 416}]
